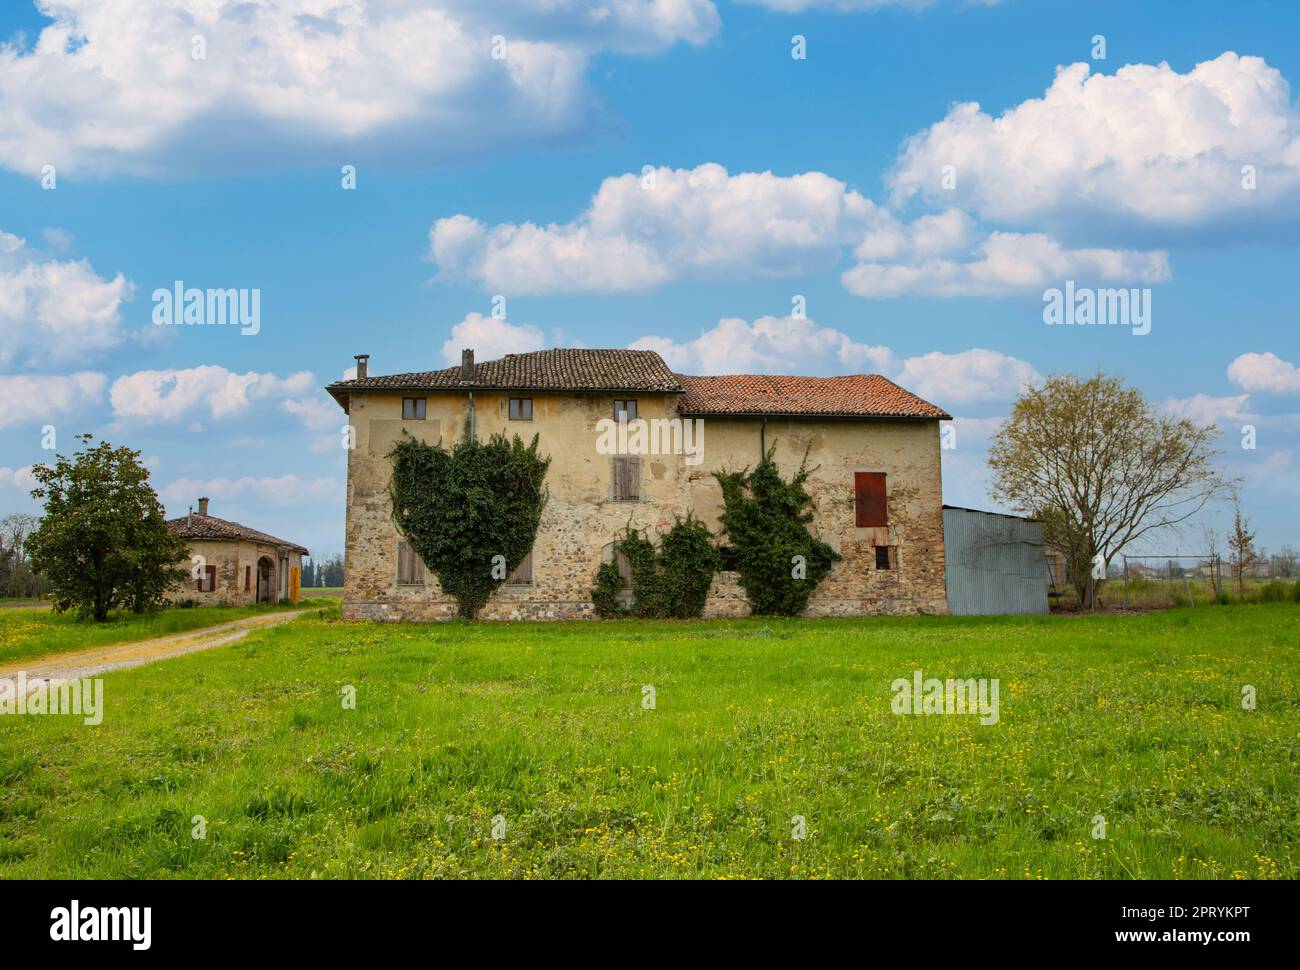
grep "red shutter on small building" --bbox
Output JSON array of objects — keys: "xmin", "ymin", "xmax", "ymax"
[
  {"xmin": 854, "ymin": 472, "xmax": 888, "ymax": 527},
  {"xmin": 205, "ymin": 564, "xmax": 217, "ymax": 591}
]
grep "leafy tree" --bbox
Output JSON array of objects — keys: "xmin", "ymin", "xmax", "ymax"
[
  {"xmin": 715, "ymin": 444, "xmax": 840, "ymax": 616},
  {"xmin": 592, "ymin": 516, "xmax": 720, "ymax": 619},
  {"xmin": 989, "ymin": 373, "xmax": 1226, "ymax": 610},
  {"xmin": 389, "ymin": 432, "xmax": 549, "ymax": 619},
  {"xmin": 25, "ymin": 435, "xmax": 189, "ymax": 621},
  {"xmin": 0, "ymin": 513, "xmax": 46, "ymax": 598},
  {"xmin": 1228, "ymin": 501, "xmax": 1257, "ymax": 597}
]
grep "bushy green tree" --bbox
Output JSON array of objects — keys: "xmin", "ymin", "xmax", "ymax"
[
  {"xmin": 25, "ymin": 435, "xmax": 189, "ymax": 621},
  {"xmin": 389, "ymin": 432, "xmax": 549, "ymax": 618},
  {"xmin": 592, "ymin": 516, "xmax": 719, "ymax": 619},
  {"xmin": 715, "ymin": 444, "xmax": 840, "ymax": 616}
]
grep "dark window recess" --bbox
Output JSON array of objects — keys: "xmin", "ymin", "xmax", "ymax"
[
  {"xmin": 612, "ymin": 456, "xmax": 641, "ymax": 501},
  {"xmin": 875, "ymin": 546, "xmax": 894, "ymax": 570},
  {"xmin": 397, "ymin": 541, "xmax": 425, "ymax": 585},
  {"xmin": 718, "ymin": 545, "xmax": 739, "ymax": 572},
  {"xmin": 506, "ymin": 549, "xmax": 533, "ymax": 585},
  {"xmin": 509, "ymin": 398, "xmax": 533, "ymax": 420},
  {"xmin": 244, "ymin": 565, "xmax": 251, "ymax": 592},
  {"xmin": 854, "ymin": 472, "xmax": 888, "ymax": 527},
  {"xmin": 198, "ymin": 564, "xmax": 217, "ymax": 592},
  {"xmin": 402, "ymin": 397, "xmax": 427, "ymax": 420},
  {"xmin": 614, "ymin": 399, "xmax": 638, "ymax": 421}
]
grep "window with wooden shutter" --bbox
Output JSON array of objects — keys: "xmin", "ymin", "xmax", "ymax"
[
  {"xmin": 613, "ymin": 456, "xmax": 640, "ymax": 501},
  {"xmin": 397, "ymin": 541, "xmax": 425, "ymax": 586},
  {"xmin": 245, "ymin": 565, "xmax": 251, "ymax": 592},
  {"xmin": 506, "ymin": 549, "xmax": 533, "ymax": 585},
  {"xmin": 854, "ymin": 472, "xmax": 888, "ymax": 527},
  {"xmin": 199, "ymin": 564, "xmax": 216, "ymax": 592}
]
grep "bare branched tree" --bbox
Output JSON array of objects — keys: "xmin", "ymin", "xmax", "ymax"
[{"xmin": 989, "ymin": 372, "xmax": 1228, "ymax": 610}]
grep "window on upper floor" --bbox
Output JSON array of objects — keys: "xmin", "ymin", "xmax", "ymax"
[
  {"xmin": 402, "ymin": 397, "xmax": 427, "ymax": 420},
  {"xmin": 614, "ymin": 399, "xmax": 638, "ymax": 422},
  {"xmin": 509, "ymin": 397, "xmax": 533, "ymax": 420},
  {"xmin": 854, "ymin": 472, "xmax": 888, "ymax": 528},
  {"xmin": 612, "ymin": 456, "xmax": 641, "ymax": 501}
]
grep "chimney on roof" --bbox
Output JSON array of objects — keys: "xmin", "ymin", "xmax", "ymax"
[
  {"xmin": 354, "ymin": 354, "xmax": 369, "ymax": 380},
  {"xmin": 460, "ymin": 348, "xmax": 474, "ymax": 381},
  {"xmin": 197, "ymin": 497, "xmax": 209, "ymax": 516}
]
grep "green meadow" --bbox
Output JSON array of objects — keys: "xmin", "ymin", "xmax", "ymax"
[{"xmin": 1, "ymin": 603, "xmax": 1296, "ymax": 879}]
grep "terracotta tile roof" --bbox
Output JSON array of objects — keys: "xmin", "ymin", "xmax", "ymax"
[
  {"xmin": 325, "ymin": 348, "xmax": 950, "ymax": 419},
  {"xmin": 675, "ymin": 373, "xmax": 951, "ymax": 420},
  {"xmin": 166, "ymin": 514, "xmax": 309, "ymax": 555},
  {"xmin": 327, "ymin": 349, "xmax": 681, "ymax": 409}
]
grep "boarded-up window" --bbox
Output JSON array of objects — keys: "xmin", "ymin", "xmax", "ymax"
[
  {"xmin": 613, "ymin": 456, "xmax": 641, "ymax": 501},
  {"xmin": 197, "ymin": 564, "xmax": 216, "ymax": 592},
  {"xmin": 509, "ymin": 397, "xmax": 533, "ymax": 420},
  {"xmin": 609, "ymin": 541, "xmax": 632, "ymax": 587},
  {"xmin": 506, "ymin": 549, "xmax": 533, "ymax": 585},
  {"xmin": 397, "ymin": 541, "xmax": 425, "ymax": 585},
  {"xmin": 854, "ymin": 472, "xmax": 888, "ymax": 527},
  {"xmin": 402, "ymin": 398, "xmax": 426, "ymax": 420}
]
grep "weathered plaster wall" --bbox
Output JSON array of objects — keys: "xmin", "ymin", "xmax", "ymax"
[
  {"xmin": 342, "ymin": 391, "xmax": 947, "ymax": 621},
  {"xmin": 165, "ymin": 539, "xmax": 301, "ymax": 606}
]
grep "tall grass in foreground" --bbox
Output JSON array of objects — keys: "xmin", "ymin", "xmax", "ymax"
[{"xmin": 0, "ymin": 604, "xmax": 1296, "ymax": 879}]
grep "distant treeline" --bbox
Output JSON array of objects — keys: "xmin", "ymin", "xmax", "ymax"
[{"xmin": 302, "ymin": 555, "xmax": 344, "ymax": 588}]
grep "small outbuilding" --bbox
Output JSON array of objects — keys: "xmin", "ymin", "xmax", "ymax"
[
  {"xmin": 942, "ymin": 505, "xmax": 1050, "ymax": 616},
  {"xmin": 166, "ymin": 497, "xmax": 308, "ymax": 605}
]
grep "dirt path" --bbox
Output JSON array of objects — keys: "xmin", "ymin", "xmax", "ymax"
[{"xmin": 0, "ymin": 609, "xmax": 318, "ymax": 699}]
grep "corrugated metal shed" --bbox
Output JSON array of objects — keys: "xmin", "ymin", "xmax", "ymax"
[{"xmin": 943, "ymin": 506, "xmax": 1049, "ymax": 615}]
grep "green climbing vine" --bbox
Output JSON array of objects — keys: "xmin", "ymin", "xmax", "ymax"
[
  {"xmin": 388, "ymin": 432, "xmax": 549, "ymax": 618},
  {"xmin": 715, "ymin": 443, "xmax": 840, "ymax": 616},
  {"xmin": 592, "ymin": 515, "xmax": 720, "ymax": 619}
]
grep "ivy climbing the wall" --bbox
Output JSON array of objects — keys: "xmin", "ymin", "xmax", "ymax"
[
  {"xmin": 389, "ymin": 432, "xmax": 549, "ymax": 619},
  {"xmin": 715, "ymin": 443, "xmax": 840, "ymax": 616},
  {"xmin": 592, "ymin": 515, "xmax": 720, "ymax": 619}
]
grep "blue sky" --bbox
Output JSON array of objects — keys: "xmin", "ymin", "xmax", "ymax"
[{"xmin": 0, "ymin": 0, "xmax": 1297, "ymax": 559}]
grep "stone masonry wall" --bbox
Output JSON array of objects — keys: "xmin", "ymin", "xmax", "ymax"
[{"xmin": 342, "ymin": 391, "xmax": 947, "ymax": 620}]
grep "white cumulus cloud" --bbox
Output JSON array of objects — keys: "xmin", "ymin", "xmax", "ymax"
[
  {"xmin": 439, "ymin": 312, "xmax": 545, "ymax": 365},
  {"xmin": 0, "ymin": 231, "xmax": 132, "ymax": 366},
  {"xmin": 1227, "ymin": 351, "xmax": 1300, "ymax": 394},
  {"xmin": 843, "ymin": 228, "xmax": 1171, "ymax": 298},
  {"xmin": 0, "ymin": 0, "xmax": 719, "ymax": 177},
  {"xmin": 110, "ymin": 366, "xmax": 315, "ymax": 423},
  {"xmin": 430, "ymin": 164, "xmax": 881, "ymax": 293},
  {"xmin": 889, "ymin": 52, "xmax": 1300, "ymax": 229},
  {"xmin": 0, "ymin": 372, "xmax": 107, "ymax": 429}
]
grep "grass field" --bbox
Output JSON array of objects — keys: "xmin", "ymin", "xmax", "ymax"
[
  {"xmin": 0, "ymin": 598, "xmax": 331, "ymax": 665},
  {"xmin": 1, "ymin": 604, "xmax": 1296, "ymax": 879}
]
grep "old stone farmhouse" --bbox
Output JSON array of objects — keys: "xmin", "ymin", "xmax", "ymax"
[
  {"xmin": 166, "ymin": 497, "xmax": 308, "ymax": 605},
  {"xmin": 326, "ymin": 348, "xmax": 951, "ymax": 620}
]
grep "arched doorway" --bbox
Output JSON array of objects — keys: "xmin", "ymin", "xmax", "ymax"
[{"xmin": 257, "ymin": 556, "xmax": 274, "ymax": 603}]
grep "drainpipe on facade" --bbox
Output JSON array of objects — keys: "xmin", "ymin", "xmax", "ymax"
[
  {"xmin": 760, "ymin": 415, "xmax": 768, "ymax": 457},
  {"xmin": 461, "ymin": 348, "xmax": 476, "ymax": 442}
]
